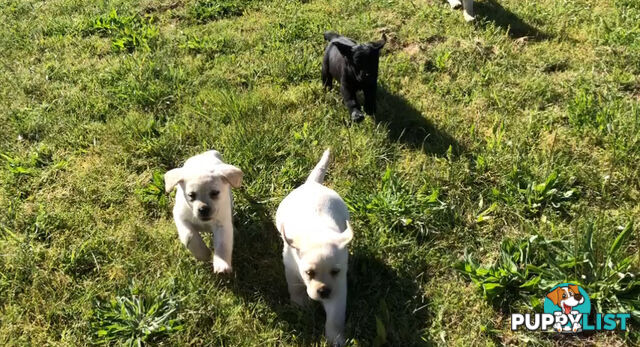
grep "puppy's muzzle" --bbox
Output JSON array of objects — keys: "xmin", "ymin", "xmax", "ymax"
[
  {"xmin": 317, "ymin": 286, "xmax": 332, "ymax": 299},
  {"xmin": 197, "ymin": 205, "xmax": 212, "ymax": 220}
]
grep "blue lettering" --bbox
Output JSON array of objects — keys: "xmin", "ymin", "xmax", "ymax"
[
  {"xmin": 617, "ymin": 313, "xmax": 630, "ymax": 330},
  {"xmin": 603, "ymin": 314, "xmax": 616, "ymax": 330}
]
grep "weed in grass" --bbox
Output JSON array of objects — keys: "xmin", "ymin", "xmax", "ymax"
[
  {"xmin": 92, "ymin": 288, "xmax": 183, "ymax": 345},
  {"xmin": 495, "ymin": 168, "xmax": 576, "ymax": 217},
  {"xmin": 87, "ymin": 9, "xmax": 158, "ymax": 52},
  {"xmin": 181, "ymin": 34, "xmax": 234, "ymax": 57},
  {"xmin": 346, "ymin": 167, "xmax": 453, "ymax": 238},
  {"xmin": 136, "ymin": 170, "xmax": 170, "ymax": 217}
]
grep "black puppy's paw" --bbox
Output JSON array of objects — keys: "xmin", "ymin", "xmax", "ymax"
[{"xmin": 350, "ymin": 110, "xmax": 365, "ymax": 123}]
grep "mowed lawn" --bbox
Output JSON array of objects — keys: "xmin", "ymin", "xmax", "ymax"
[{"xmin": 1, "ymin": 0, "xmax": 639, "ymax": 345}]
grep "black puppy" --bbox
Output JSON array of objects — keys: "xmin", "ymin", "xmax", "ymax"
[{"xmin": 322, "ymin": 31, "xmax": 386, "ymax": 123}]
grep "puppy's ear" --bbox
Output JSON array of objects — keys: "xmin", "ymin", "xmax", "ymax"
[
  {"xmin": 568, "ymin": 284, "xmax": 579, "ymax": 294},
  {"xmin": 336, "ymin": 221, "xmax": 354, "ymax": 248},
  {"xmin": 546, "ymin": 288, "xmax": 561, "ymax": 306},
  {"xmin": 216, "ymin": 164, "xmax": 243, "ymax": 188},
  {"xmin": 370, "ymin": 33, "xmax": 387, "ymax": 50},
  {"xmin": 332, "ymin": 40, "xmax": 355, "ymax": 59},
  {"xmin": 164, "ymin": 168, "xmax": 184, "ymax": 193},
  {"xmin": 280, "ymin": 223, "xmax": 298, "ymax": 250}
]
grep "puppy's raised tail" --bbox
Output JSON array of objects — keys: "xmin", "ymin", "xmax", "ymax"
[
  {"xmin": 306, "ymin": 149, "xmax": 331, "ymax": 184},
  {"xmin": 323, "ymin": 31, "xmax": 340, "ymax": 42}
]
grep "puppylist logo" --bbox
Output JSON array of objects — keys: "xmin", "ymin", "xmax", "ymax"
[{"xmin": 511, "ymin": 283, "xmax": 631, "ymax": 333}]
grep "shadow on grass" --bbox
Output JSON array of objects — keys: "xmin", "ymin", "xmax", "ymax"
[
  {"xmin": 222, "ymin": 191, "xmax": 432, "ymax": 346},
  {"xmin": 374, "ymin": 87, "xmax": 464, "ymax": 157},
  {"xmin": 475, "ymin": 0, "xmax": 549, "ymax": 39}
]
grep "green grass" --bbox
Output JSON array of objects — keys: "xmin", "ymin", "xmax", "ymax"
[{"xmin": 1, "ymin": 0, "xmax": 639, "ymax": 345}]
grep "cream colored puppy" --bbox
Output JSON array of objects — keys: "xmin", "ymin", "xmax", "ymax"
[
  {"xmin": 165, "ymin": 150, "xmax": 243, "ymax": 273},
  {"xmin": 276, "ymin": 149, "xmax": 353, "ymax": 346},
  {"xmin": 448, "ymin": 0, "xmax": 475, "ymax": 22}
]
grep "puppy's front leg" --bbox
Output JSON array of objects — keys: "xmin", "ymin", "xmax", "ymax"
[
  {"xmin": 175, "ymin": 220, "xmax": 211, "ymax": 262},
  {"xmin": 323, "ymin": 294, "xmax": 347, "ymax": 346},
  {"xmin": 212, "ymin": 221, "xmax": 233, "ymax": 273},
  {"xmin": 462, "ymin": 0, "xmax": 475, "ymax": 21},
  {"xmin": 363, "ymin": 84, "xmax": 377, "ymax": 115},
  {"xmin": 340, "ymin": 83, "xmax": 364, "ymax": 123}
]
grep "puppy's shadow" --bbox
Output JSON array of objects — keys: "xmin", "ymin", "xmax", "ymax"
[
  {"xmin": 374, "ymin": 87, "xmax": 464, "ymax": 157},
  {"xmin": 475, "ymin": 0, "xmax": 549, "ymax": 40},
  {"xmin": 223, "ymin": 191, "xmax": 433, "ymax": 345}
]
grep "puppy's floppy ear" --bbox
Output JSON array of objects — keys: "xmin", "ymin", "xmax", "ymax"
[
  {"xmin": 546, "ymin": 288, "xmax": 561, "ymax": 306},
  {"xmin": 370, "ymin": 33, "xmax": 387, "ymax": 50},
  {"xmin": 568, "ymin": 284, "xmax": 579, "ymax": 294},
  {"xmin": 331, "ymin": 40, "xmax": 355, "ymax": 59},
  {"xmin": 336, "ymin": 221, "xmax": 354, "ymax": 248},
  {"xmin": 216, "ymin": 163, "xmax": 243, "ymax": 188},
  {"xmin": 164, "ymin": 168, "xmax": 184, "ymax": 193},
  {"xmin": 280, "ymin": 223, "xmax": 298, "ymax": 250}
]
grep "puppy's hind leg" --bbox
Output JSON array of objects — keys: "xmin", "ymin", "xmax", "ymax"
[{"xmin": 176, "ymin": 220, "xmax": 211, "ymax": 262}]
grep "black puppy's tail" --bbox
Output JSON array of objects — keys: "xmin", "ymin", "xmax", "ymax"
[{"xmin": 324, "ymin": 31, "xmax": 340, "ymax": 42}]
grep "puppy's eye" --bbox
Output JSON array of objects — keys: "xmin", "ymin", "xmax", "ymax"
[
  {"xmin": 330, "ymin": 269, "xmax": 340, "ymax": 276},
  {"xmin": 187, "ymin": 192, "xmax": 196, "ymax": 201},
  {"xmin": 562, "ymin": 293, "xmax": 567, "ymax": 298},
  {"xmin": 305, "ymin": 270, "xmax": 315, "ymax": 279},
  {"xmin": 210, "ymin": 190, "xmax": 220, "ymax": 198}
]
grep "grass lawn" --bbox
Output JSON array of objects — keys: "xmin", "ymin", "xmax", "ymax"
[{"xmin": 1, "ymin": 0, "xmax": 639, "ymax": 345}]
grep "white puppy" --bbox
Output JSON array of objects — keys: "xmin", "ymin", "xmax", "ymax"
[
  {"xmin": 165, "ymin": 150, "xmax": 243, "ymax": 273},
  {"xmin": 448, "ymin": 0, "xmax": 475, "ymax": 22},
  {"xmin": 276, "ymin": 149, "xmax": 353, "ymax": 346}
]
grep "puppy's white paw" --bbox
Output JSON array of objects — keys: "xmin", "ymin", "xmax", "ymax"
[
  {"xmin": 463, "ymin": 11, "xmax": 475, "ymax": 22},
  {"xmin": 553, "ymin": 323, "xmax": 562, "ymax": 332},
  {"xmin": 572, "ymin": 323, "xmax": 581, "ymax": 332},
  {"xmin": 213, "ymin": 258, "xmax": 232, "ymax": 274}
]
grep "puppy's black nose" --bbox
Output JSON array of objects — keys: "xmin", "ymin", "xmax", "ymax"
[
  {"xmin": 318, "ymin": 287, "xmax": 331, "ymax": 299},
  {"xmin": 575, "ymin": 294, "xmax": 582, "ymax": 301},
  {"xmin": 198, "ymin": 205, "xmax": 211, "ymax": 216}
]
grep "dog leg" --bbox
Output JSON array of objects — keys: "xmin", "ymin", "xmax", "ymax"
[
  {"xmin": 462, "ymin": 0, "xmax": 475, "ymax": 21},
  {"xmin": 285, "ymin": 268, "xmax": 308, "ymax": 306},
  {"xmin": 212, "ymin": 221, "xmax": 233, "ymax": 273},
  {"xmin": 340, "ymin": 84, "xmax": 364, "ymax": 123},
  {"xmin": 322, "ymin": 56, "xmax": 333, "ymax": 89},
  {"xmin": 363, "ymin": 84, "xmax": 377, "ymax": 115},
  {"xmin": 323, "ymin": 294, "xmax": 347, "ymax": 346},
  {"xmin": 448, "ymin": 0, "xmax": 462, "ymax": 9},
  {"xmin": 176, "ymin": 220, "xmax": 211, "ymax": 262}
]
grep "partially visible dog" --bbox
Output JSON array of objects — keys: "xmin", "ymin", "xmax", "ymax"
[
  {"xmin": 546, "ymin": 284, "xmax": 585, "ymax": 332},
  {"xmin": 322, "ymin": 31, "xmax": 386, "ymax": 123},
  {"xmin": 276, "ymin": 149, "xmax": 353, "ymax": 346},
  {"xmin": 448, "ymin": 0, "xmax": 475, "ymax": 22},
  {"xmin": 165, "ymin": 150, "xmax": 243, "ymax": 274}
]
